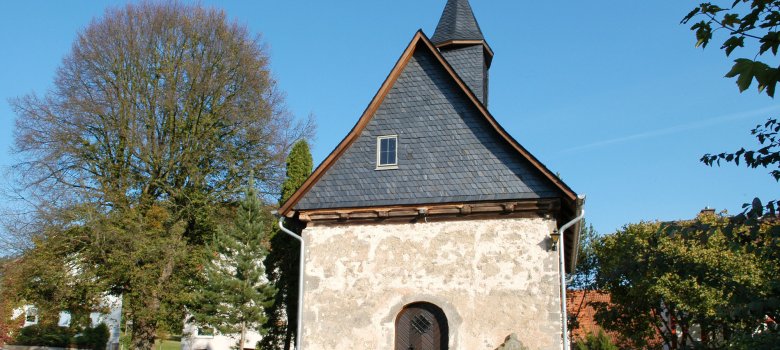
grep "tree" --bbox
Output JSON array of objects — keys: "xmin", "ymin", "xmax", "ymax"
[
  {"xmin": 593, "ymin": 209, "xmax": 777, "ymax": 349},
  {"xmin": 7, "ymin": 2, "xmax": 311, "ymax": 349},
  {"xmin": 682, "ymin": 1, "xmax": 780, "ymax": 189},
  {"xmin": 260, "ymin": 140, "xmax": 312, "ymax": 350},
  {"xmin": 191, "ymin": 180, "xmax": 276, "ymax": 350},
  {"xmin": 572, "ymin": 330, "xmax": 618, "ymax": 350},
  {"xmin": 568, "ymin": 220, "xmax": 599, "ymax": 291}
]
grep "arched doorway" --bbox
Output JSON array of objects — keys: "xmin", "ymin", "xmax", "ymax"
[{"xmin": 394, "ymin": 302, "xmax": 449, "ymax": 350}]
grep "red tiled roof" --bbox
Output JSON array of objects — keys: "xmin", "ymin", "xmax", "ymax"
[{"xmin": 566, "ymin": 290, "xmax": 620, "ymax": 344}]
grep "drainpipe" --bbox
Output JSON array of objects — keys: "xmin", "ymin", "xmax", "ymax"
[
  {"xmin": 558, "ymin": 195, "xmax": 586, "ymax": 350},
  {"xmin": 276, "ymin": 216, "xmax": 304, "ymax": 350}
]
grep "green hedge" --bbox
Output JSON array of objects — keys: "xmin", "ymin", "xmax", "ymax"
[
  {"xmin": 12, "ymin": 323, "xmax": 109, "ymax": 350},
  {"xmin": 73, "ymin": 324, "xmax": 109, "ymax": 350},
  {"xmin": 12, "ymin": 324, "xmax": 72, "ymax": 347}
]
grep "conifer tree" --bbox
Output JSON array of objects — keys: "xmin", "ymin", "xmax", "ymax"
[
  {"xmin": 261, "ymin": 140, "xmax": 312, "ymax": 350},
  {"xmin": 194, "ymin": 179, "xmax": 276, "ymax": 350}
]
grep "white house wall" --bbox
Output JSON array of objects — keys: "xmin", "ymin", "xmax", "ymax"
[
  {"xmin": 181, "ymin": 324, "xmax": 262, "ymax": 350},
  {"xmin": 301, "ymin": 217, "xmax": 563, "ymax": 350}
]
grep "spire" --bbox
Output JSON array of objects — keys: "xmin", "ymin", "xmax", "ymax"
[
  {"xmin": 431, "ymin": 0, "xmax": 485, "ymax": 44},
  {"xmin": 431, "ymin": 0, "xmax": 492, "ymax": 106}
]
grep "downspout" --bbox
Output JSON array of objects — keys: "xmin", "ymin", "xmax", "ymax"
[
  {"xmin": 558, "ymin": 195, "xmax": 586, "ymax": 350},
  {"xmin": 277, "ymin": 216, "xmax": 304, "ymax": 350}
]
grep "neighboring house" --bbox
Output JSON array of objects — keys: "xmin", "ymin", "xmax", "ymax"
[
  {"xmin": 277, "ymin": 1, "xmax": 584, "ymax": 349},
  {"xmin": 566, "ymin": 289, "xmax": 703, "ymax": 350},
  {"xmin": 566, "ymin": 290, "xmax": 621, "ymax": 345},
  {"xmin": 11, "ymin": 295, "xmax": 122, "ymax": 350},
  {"xmin": 181, "ymin": 324, "xmax": 261, "ymax": 350}
]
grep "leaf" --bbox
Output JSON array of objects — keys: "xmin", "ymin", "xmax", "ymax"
[
  {"xmin": 702, "ymin": 3, "xmax": 725, "ymax": 15},
  {"xmin": 724, "ymin": 59, "xmax": 769, "ymax": 93},
  {"xmin": 722, "ymin": 13, "xmax": 741, "ymax": 28},
  {"xmin": 759, "ymin": 32, "xmax": 780, "ymax": 55},
  {"xmin": 754, "ymin": 66, "xmax": 779, "ymax": 97},
  {"xmin": 692, "ymin": 21, "xmax": 713, "ymax": 48},
  {"xmin": 682, "ymin": 7, "xmax": 701, "ymax": 24},
  {"xmin": 722, "ymin": 36, "xmax": 745, "ymax": 56}
]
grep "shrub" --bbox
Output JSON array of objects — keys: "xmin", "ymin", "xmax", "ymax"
[
  {"xmin": 573, "ymin": 329, "xmax": 618, "ymax": 350},
  {"xmin": 11, "ymin": 324, "xmax": 72, "ymax": 347},
  {"xmin": 74, "ymin": 323, "xmax": 110, "ymax": 350}
]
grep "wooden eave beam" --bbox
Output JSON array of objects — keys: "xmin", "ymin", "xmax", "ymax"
[{"xmin": 295, "ymin": 198, "xmax": 560, "ymax": 224}]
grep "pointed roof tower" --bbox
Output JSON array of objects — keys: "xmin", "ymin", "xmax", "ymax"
[
  {"xmin": 431, "ymin": 0, "xmax": 493, "ymax": 105},
  {"xmin": 431, "ymin": 0, "xmax": 485, "ymax": 44}
]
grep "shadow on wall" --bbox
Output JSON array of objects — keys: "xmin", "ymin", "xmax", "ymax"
[{"xmin": 495, "ymin": 333, "xmax": 529, "ymax": 350}]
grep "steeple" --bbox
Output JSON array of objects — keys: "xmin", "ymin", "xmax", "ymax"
[
  {"xmin": 431, "ymin": 0, "xmax": 493, "ymax": 106},
  {"xmin": 431, "ymin": 0, "xmax": 485, "ymax": 44}
]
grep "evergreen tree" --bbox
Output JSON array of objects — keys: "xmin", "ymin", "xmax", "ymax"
[
  {"xmin": 261, "ymin": 140, "xmax": 312, "ymax": 350},
  {"xmin": 194, "ymin": 179, "xmax": 276, "ymax": 350},
  {"xmin": 568, "ymin": 220, "xmax": 599, "ymax": 290}
]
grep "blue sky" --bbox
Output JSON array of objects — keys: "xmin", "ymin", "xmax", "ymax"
[{"xmin": 0, "ymin": 1, "xmax": 777, "ymax": 236}]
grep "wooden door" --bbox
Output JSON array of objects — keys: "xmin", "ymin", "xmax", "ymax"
[{"xmin": 395, "ymin": 302, "xmax": 448, "ymax": 350}]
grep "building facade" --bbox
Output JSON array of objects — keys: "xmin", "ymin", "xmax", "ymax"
[{"xmin": 279, "ymin": 1, "xmax": 584, "ymax": 349}]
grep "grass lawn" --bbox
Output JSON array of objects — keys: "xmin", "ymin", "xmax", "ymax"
[{"xmin": 154, "ymin": 340, "xmax": 181, "ymax": 350}]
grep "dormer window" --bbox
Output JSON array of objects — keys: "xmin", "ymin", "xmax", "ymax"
[{"xmin": 376, "ymin": 135, "xmax": 398, "ymax": 170}]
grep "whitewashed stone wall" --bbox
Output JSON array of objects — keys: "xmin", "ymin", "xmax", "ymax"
[{"xmin": 301, "ymin": 217, "xmax": 563, "ymax": 350}]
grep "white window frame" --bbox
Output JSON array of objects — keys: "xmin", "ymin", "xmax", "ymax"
[
  {"xmin": 25, "ymin": 306, "xmax": 38, "ymax": 325},
  {"xmin": 376, "ymin": 135, "xmax": 398, "ymax": 170}
]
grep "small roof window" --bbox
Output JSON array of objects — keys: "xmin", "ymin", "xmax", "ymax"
[{"xmin": 376, "ymin": 135, "xmax": 398, "ymax": 170}]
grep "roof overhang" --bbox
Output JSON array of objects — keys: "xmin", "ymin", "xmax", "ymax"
[
  {"xmin": 293, "ymin": 198, "xmax": 561, "ymax": 224},
  {"xmin": 563, "ymin": 195, "xmax": 586, "ymax": 274}
]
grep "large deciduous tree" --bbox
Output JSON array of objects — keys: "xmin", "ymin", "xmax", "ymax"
[
  {"xmin": 594, "ymin": 208, "xmax": 778, "ymax": 349},
  {"xmin": 191, "ymin": 180, "xmax": 276, "ymax": 350},
  {"xmin": 6, "ymin": 2, "xmax": 310, "ymax": 349},
  {"xmin": 260, "ymin": 140, "xmax": 312, "ymax": 350}
]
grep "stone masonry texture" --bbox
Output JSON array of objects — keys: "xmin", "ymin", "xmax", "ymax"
[{"xmin": 300, "ymin": 217, "xmax": 563, "ymax": 350}]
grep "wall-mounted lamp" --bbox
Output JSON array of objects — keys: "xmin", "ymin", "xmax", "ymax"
[{"xmin": 549, "ymin": 229, "xmax": 560, "ymax": 251}]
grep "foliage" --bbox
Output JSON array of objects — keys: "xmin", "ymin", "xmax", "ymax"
[
  {"xmin": 191, "ymin": 180, "xmax": 276, "ymax": 350},
  {"xmin": 594, "ymin": 206, "xmax": 779, "ymax": 348},
  {"xmin": 74, "ymin": 324, "xmax": 111, "ymax": 350},
  {"xmin": 260, "ymin": 140, "xmax": 312, "ymax": 350},
  {"xmin": 702, "ymin": 117, "xmax": 780, "ymax": 186},
  {"xmin": 682, "ymin": 1, "xmax": 780, "ymax": 185},
  {"xmin": 7, "ymin": 2, "xmax": 311, "ymax": 349},
  {"xmin": 11, "ymin": 324, "xmax": 72, "ymax": 347},
  {"xmin": 572, "ymin": 329, "xmax": 618, "ymax": 350},
  {"xmin": 0, "ymin": 258, "xmax": 22, "ymax": 347},
  {"xmin": 568, "ymin": 220, "xmax": 599, "ymax": 290},
  {"xmin": 683, "ymin": 1, "xmax": 780, "ymax": 96},
  {"xmin": 10, "ymin": 323, "xmax": 109, "ymax": 349}
]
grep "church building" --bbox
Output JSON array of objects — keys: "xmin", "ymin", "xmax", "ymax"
[{"xmin": 278, "ymin": 1, "xmax": 585, "ymax": 349}]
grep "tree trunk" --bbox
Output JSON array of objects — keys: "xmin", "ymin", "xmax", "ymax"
[
  {"xmin": 239, "ymin": 322, "xmax": 246, "ymax": 350},
  {"xmin": 283, "ymin": 321, "xmax": 293, "ymax": 350},
  {"xmin": 670, "ymin": 313, "xmax": 678, "ymax": 350},
  {"xmin": 131, "ymin": 317, "xmax": 157, "ymax": 350}
]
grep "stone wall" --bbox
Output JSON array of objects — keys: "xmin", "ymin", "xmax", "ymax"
[{"xmin": 301, "ymin": 217, "xmax": 563, "ymax": 350}]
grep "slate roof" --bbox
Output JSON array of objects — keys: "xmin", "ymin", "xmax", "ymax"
[
  {"xmin": 440, "ymin": 44, "xmax": 487, "ymax": 104},
  {"xmin": 296, "ymin": 47, "xmax": 557, "ymax": 210},
  {"xmin": 431, "ymin": 0, "xmax": 485, "ymax": 44},
  {"xmin": 277, "ymin": 30, "xmax": 576, "ymax": 215}
]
